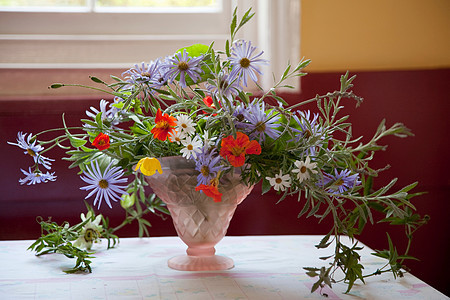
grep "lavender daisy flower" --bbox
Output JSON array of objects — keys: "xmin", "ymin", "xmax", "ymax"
[
  {"xmin": 122, "ymin": 59, "xmax": 165, "ymax": 90},
  {"xmin": 107, "ymin": 96, "xmax": 125, "ymax": 125},
  {"xmin": 85, "ymin": 98, "xmax": 124, "ymax": 128},
  {"xmin": 321, "ymin": 169, "xmax": 361, "ymax": 194},
  {"xmin": 228, "ymin": 40, "xmax": 268, "ymax": 87},
  {"xmin": 195, "ymin": 147, "xmax": 225, "ymax": 185},
  {"xmin": 206, "ymin": 71, "xmax": 242, "ymax": 99},
  {"xmin": 243, "ymin": 101, "xmax": 281, "ymax": 142},
  {"xmin": 84, "ymin": 99, "xmax": 111, "ymax": 131},
  {"xmin": 228, "ymin": 103, "xmax": 247, "ymax": 129},
  {"xmin": 291, "ymin": 110, "xmax": 324, "ymax": 156},
  {"xmin": 292, "ymin": 111, "xmax": 322, "ymax": 140},
  {"xmin": 80, "ymin": 160, "xmax": 128, "ymax": 209},
  {"xmin": 163, "ymin": 49, "xmax": 204, "ymax": 88},
  {"xmin": 19, "ymin": 167, "xmax": 57, "ymax": 185},
  {"xmin": 8, "ymin": 132, "xmax": 54, "ymax": 170},
  {"xmin": 155, "ymin": 57, "xmax": 171, "ymax": 86},
  {"xmin": 86, "ymin": 99, "xmax": 110, "ymax": 121}
]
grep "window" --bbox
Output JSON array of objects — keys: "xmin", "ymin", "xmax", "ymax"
[
  {"xmin": 0, "ymin": 0, "xmax": 300, "ymax": 91},
  {"xmin": 0, "ymin": 0, "xmax": 219, "ymax": 12}
]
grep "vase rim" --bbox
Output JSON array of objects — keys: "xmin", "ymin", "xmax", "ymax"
[{"xmin": 156, "ymin": 156, "xmax": 195, "ymax": 170}]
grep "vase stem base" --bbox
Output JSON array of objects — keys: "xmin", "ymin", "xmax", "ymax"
[{"xmin": 168, "ymin": 255, "xmax": 234, "ymax": 271}]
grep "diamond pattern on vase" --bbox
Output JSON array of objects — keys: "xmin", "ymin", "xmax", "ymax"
[{"xmin": 146, "ymin": 156, "xmax": 254, "ymax": 248}]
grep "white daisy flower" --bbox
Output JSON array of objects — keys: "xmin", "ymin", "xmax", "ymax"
[
  {"xmin": 202, "ymin": 130, "xmax": 217, "ymax": 148},
  {"xmin": 168, "ymin": 130, "xmax": 186, "ymax": 144},
  {"xmin": 266, "ymin": 170, "xmax": 291, "ymax": 192},
  {"xmin": 292, "ymin": 156, "xmax": 318, "ymax": 183},
  {"xmin": 176, "ymin": 114, "xmax": 196, "ymax": 135},
  {"xmin": 73, "ymin": 212, "xmax": 103, "ymax": 250},
  {"xmin": 180, "ymin": 136, "xmax": 202, "ymax": 159}
]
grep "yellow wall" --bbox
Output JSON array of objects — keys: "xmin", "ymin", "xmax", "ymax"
[{"xmin": 301, "ymin": 0, "xmax": 450, "ymax": 71}]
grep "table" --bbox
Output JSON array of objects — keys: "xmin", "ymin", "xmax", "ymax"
[{"xmin": 0, "ymin": 235, "xmax": 446, "ymax": 299}]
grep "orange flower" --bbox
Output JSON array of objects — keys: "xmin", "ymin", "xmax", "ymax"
[
  {"xmin": 151, "ymin": 108, "xmax": 177, "ymax": 141},
  {"xmin": 219, "ymin": 132, "xmax": 261, "ymax": 167},
  {"xmin": 195, "ymin": 183, "xmax": 223, "ymax": 202},
  {"xmin": 92, "ymin": 132, "xmax": 110, "ymax": 150}
]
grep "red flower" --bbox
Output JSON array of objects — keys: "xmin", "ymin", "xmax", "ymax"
[
  {"xmin": 92, "ymin": 132, "xmax": 110, "ymax": 150},
  {"xmin": 202, "ymin": 96, "xmax": 219, "ymax": 116},
  {"xmin": 151, "ymin": 108, "xmax": 177, "ymax": 141},
  {"xmin": 219, "ymin": 132, "xmax": 261, "ymax": 167},
  {"xmin": 195, "ymin": 183, "xmax": 223, "ymax": 202},
  {"xmin": 203, "ymin": 96, "xmax": 216, "ymax": 109}
]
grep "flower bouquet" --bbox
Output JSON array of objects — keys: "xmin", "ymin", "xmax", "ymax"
[{"xmin": 9, "ymin": 8, "xmax": 426, "ymax": 293}]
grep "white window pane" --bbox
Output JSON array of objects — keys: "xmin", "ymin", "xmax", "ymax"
[
  {"xmin": 97, "ymin": 0, "xmax": 218, "ymax": 8},
  {"xmin": 0, "ymin": 0, "xmax": 85, "ymax": 8}
]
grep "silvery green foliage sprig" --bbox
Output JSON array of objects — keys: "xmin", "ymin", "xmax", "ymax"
[{"xmin": 28, "ymin": 204, "xmax": 118, "ymax": 273}]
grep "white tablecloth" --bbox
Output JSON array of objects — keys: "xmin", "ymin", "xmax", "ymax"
[{"xmin": 0, "ymin": 235, "xmax": 446, "ymax": 299}]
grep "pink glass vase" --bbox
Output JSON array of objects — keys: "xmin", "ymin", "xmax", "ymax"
[{"xmin": 145, "ymin": 156, "xmax": 254, "ymax": 271}]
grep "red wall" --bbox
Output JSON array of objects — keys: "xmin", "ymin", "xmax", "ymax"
[{"xmin": 1, "ymin": 69, "xmax": 448, "ymax": 295}]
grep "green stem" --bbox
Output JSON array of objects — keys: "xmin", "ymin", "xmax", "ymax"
[
  {"xmin": 39, "ymin": 136, "xmax": 70, "ymax": 154},
  {"xmin": 55, "ymin": 83, "xmax": 118, "ymax": 96},
  {"xmin": 111, "ymin": 208, "xmax": 150, "ymax": 234},
  {"xmin": 33, "ymin": 127, "xmax": 86, "ymax": 139}
]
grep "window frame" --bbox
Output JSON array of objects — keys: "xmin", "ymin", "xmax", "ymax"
[{"xmin": 0, "ymin": 0, "xmax": 301, "ymax": 92}]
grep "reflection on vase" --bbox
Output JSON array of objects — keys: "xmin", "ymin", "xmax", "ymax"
[{"xmin": 145, "ymin": 156, "xmax": 254, "ymax": 271}]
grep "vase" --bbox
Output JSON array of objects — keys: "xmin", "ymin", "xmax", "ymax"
[{"xmin": 145, "ymin": 156, "xmax": 254, "ymax": 271}]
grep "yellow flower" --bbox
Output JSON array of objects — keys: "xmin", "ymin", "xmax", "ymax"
[{"xmin": 135, "ymin": 157, "xmax": 163, "ymax": 176}]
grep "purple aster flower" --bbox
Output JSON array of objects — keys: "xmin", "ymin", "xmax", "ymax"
[
  {"xmin": 85, "ymin": 98, "xmax": 125, "ymax": 127},
  {"xmin": 195, "ymin": 146, "xmax": 225, "ymax": 186},
  {"xmin": 84, "ymin": 99, "xmax": 111, "ymax": 131},
  {"xmin": 107, "ymin": 96, "xmax": 125, "ymax": 125},
  {"xmin": 291, "ymin": 110, "xmax": 324, "ymax": 156},
  {"xmin": 80, "ymin": 160, "xmax": 128, "ymax": 209},
  {"xmin": 8, "ymin": 132, "xmax": 54, "ymax": 170},
  {"xmin": 228, "ymin": 103, "xmax": 247, "ymax": 129},
  {"xmin": 86, "ymin": 99, "xmax": 109, "ymax": 120},
  {"xmin": 292, "ymin": 110, "xmax": 322, "ymax": 140},
  {"xmin": 242, "ymin": 101, "xmax": 281, "ymax": 142},
  {"xmin": 228, "ymin": 40, "xmax": 268, "ymax": 87},
  {"xmin": 122, "ymin": 59, "xmax": 165, "ymax": 89},
  {"xmin": 19, "ymin": 167, "xmax": 57, "ymax": 185},
  {"xmin": 155, "ymin": 56, "xmax": 171, "ymax": 86},
  {"xmin": 206, "ymin": 71, "xmax": 242, "ymax": 99},
  {"xmin": 163, "ymin": 49, "xmax": 204, "ymax": 88},
  {"xmin": 321, "ymin": 169, "xmax": 361, "ymax": 194}
]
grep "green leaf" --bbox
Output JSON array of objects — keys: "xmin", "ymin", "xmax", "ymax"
[
  {"xmin": 225, "ymin": 39, "xmax": 231, "ymax": 57},
  {"xmin": 110, "ymin": 75, "xmax": 122, "ymax": 82},
  {"xmin": 261, "ymin": 178, "xmax": 272, "ymax": 195},
  {"xmin": 89, "ymin": 76, "xmax": 105, "ymax": 84},
  {"xmin": 177, "ymin": 43, "xmax": 209, "ymax": 58},
  {"xmin": 298, "ymin": 197, "xmax": 310, "ymax": 218},
  {"xmin": 363, "ymin": 175, "xmax": 373, "ymax": 196},
  {"xmin": 80, "ymin": 145, "xmax": 95, "ymax": 152},
  {"xmin": 121, "ymin": 193, "xmax": 136, "ymax": 209},
  {"xmin": 95, "ymin": 112, "xmax": 103, "ymax": 128},
  {"xmin": 230, "ymin": 7, "xmax": 237, "ymax": 35},
  {"xmin": 315, "ymin": 231, "xmax": 332, "ymax": 249},
  {"xmin": 372, "ymin": 250, "xmax": 390, "ymax": 259},
  {"xmin": 49, "ymin": 83, "xmax": 64, "ymax": 89},
  {"xmin": 311, "ymin": 279, "xmax": 322, "ymax": 293},
  {"xmin": 68, "ymin": 136, "xmax": 87, "ymax": 148},
  {"xmin": 128, "ymin": 114, "xmax": 144, "ymax": 126}
]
